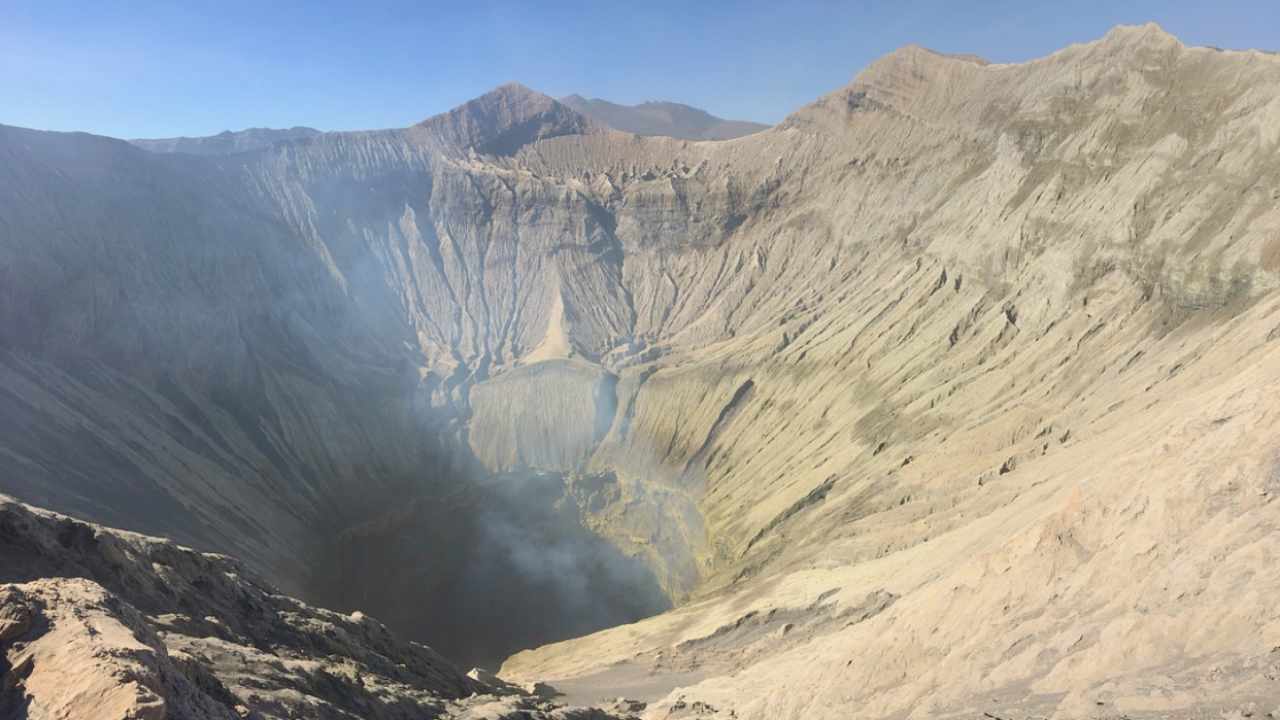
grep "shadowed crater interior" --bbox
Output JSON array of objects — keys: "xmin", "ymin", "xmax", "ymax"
[{"xmin": 312, "ymin": 464, "xmax": 672, "ymax": 668}]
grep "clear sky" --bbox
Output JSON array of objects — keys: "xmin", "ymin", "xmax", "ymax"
[{"xmin": 3, "ymin": 0, "xmax": 1277, "ymax": 139}]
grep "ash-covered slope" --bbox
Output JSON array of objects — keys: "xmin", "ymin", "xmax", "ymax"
[
  {"xmin": 131, "ymin": 126, "xmax": 322, "ymax": 155},
  {"xmin": 559, "ymin": 95, "xmax": 768, "ymax": 140},
  {"xmin": 3, "ymin": 22, "xmax": 1280, "ymax": 719},
  {"xmin": 501, "ymin": 24, "xmax": 1280, "ymax": 717}
]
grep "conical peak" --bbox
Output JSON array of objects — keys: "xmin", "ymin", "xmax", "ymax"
[
  {"xmin": 1100, "ymin": 22, "xmax": 1179, "ymax": 47},
  {"xmin": 417, "ymin": 82, "xmax": 595, "ymax": 156}
]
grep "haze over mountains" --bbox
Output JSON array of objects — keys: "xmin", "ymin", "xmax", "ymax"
[
  {"xmin": 3, "ymin": 23, "xmax": 1280, "ymax": 720},
  {"xmin": 130, "ymin": 126, "xmax": 322, "ymax": 155},
  {"xmin": 558, "ymin": 96, "xmax": 769, "ymax": 140},
  {"xmin": 125, "ymin": 97, "xmax": 767, "ymax": 158}
]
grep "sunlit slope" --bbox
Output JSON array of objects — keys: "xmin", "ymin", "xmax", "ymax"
[{"xmin": 498, "ymin": 24, "xmax": 1280, "ymax": 718}]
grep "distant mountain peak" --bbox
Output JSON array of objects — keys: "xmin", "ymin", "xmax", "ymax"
[
  {"xmin": 415, "ymin": 83, "xmax": 596, "ymax": 156},
  {"xmin": 1102, "ymin": 21, "xmax": 1178, "ymax": 45},
  {"xmin": 471, "ymin": 81, "xmax": 550, "ymax": 109},
  {"xmin": 558, "ymin": 95, "xmax": 769, "ymax": 141}
]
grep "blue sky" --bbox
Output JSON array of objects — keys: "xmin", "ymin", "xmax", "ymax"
[{"xmin": 2, "ymin": 0, "xmax": 1277, "ymax": 139}]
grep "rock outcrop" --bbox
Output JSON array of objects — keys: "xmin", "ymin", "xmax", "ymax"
[{"xmin": 0, "ymin": 496, "xmax": 636, "ymax": 719}]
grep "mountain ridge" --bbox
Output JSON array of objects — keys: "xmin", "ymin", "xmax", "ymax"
[
  {"xmin": 558, "ymin": 95, "xmax": 769, "ymax": 141},
  {"xmin": 131, "ymin": 126, "xmax": 322, "ymax": 155}
]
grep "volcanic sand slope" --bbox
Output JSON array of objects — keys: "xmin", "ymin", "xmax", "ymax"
[
  {"xmin": 1, "ymin": 22, "xmax": 1280, "ymax": 719},
  {"xmin": 499, "ymin": 25, "xmax": 1280, "ymax": 717}
]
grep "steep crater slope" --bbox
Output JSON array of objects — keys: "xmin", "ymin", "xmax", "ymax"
[
  {"xmin": 501, "ymin": 25, "xmax": 1280, "ymax": 718},
  {"xmin": 3, "ymin": 24, "xmax": 1280, "ymax": 717},
  {"xmin": 0, "ymin": 83, "xmax": 729, "ymax": 666}
]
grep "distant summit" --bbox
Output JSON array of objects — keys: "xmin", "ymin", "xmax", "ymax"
[
  {"xmin": 559, "ymin": 95, "xmax": 768, "ymax": 141},
  {"xmin": 130, "ymin": 126, "xmax": 321, "ymax": 155},
  {"xmin": 126, "ymin": 89, "xmax": 764, "ymax": 158},
  {"xmin": 415, "ymin": 82, "xmax": 597, "ymax": 156}
]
